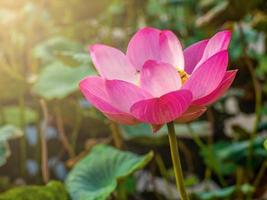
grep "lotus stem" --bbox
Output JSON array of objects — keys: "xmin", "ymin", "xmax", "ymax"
[
  {"xmin": 110, "ymin": 121, "xmax": 123, "ymax": 149},
  {"xmin": 167, "ymin": 121, "xmax": 190, "ymax": 200}
]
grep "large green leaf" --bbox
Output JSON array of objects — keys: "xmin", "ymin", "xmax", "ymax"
[
  {"xmin": 0, "ymin": 181, "xmax": 69, "ymax": 200},
  {"xmin": 0, "ymin": 106, "xmax": 37, "ymax": 127},
  {"xmin": 65, "ymin": 144, "xmax": 153, "ymax": 200},
  {"xmin": 33, "ymin": 62, "xmax": 94, "ymax": 100},
  {"xmin": 33, "ymin": 37, "xmax": 83, "ymax": 64},
  {"xmin": 120, "ymin": 121, "xmax": 211, "ymax": 145},
  {"xmin": 0, "ymin": 125, "xmax": 23, "ymax": 167},
  {"xmin": 33, "ymin": 37, "xmax": 92, "ymax": 67}
]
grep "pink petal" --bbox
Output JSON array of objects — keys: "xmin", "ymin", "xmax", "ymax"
[
  {"xmin": 159, "ymin": 30, "xmax": 184, "ymax": 69},
  {"xmin": 182, "ymin": 50, "xmax": 228, "ymax": 100},
  {"xmin": 140, "ymin": 60, "xmax": 181, "ymax": 97},
  {"xmin": 80, "ymin": 76, "xmax": 119, "ymax": 113},
  {"xmin": 126, "ymin": 27, "xmax": 161, "ymax": 70},
  {"xmin": 79, "ymin": 76, "xmax": 151, "ymax": 114},
  {"xmin": 193, "ymin": 70, "xmax": 237, "ymax": 106},
  {"xmin": 175, "ymin": 105, "xmax": 207, "ymax": 123},
  {"xmin": 105, "ymin": 79, "xmax": 152, "ymax": 112},
  {"xmin": 104, "ymin": 113, "xmax": 140, "ymax": 125},
  {"xmin": 130, "ymin": 90, "xmax": 192, "ymax": 125},
  {"xmin": 195, "ymin": 30, "xmax": 231, "ymax": 70},
  {"xmin": 184, "ymin": 39, "xmax": 209, "ymax": 74},
  {"xmin": 79, "ymin": 76, "xmax": 139, "ymax": 125},
  {"xmin": 89, "ymin": 44, "xmax": 137, "ymax": 83}
]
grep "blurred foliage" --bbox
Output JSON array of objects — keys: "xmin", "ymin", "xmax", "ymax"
[
  {"xmin": 194, "ymin": 184, "xmax": 254, "ymax": 200},
  {"xmin": 0, "ymin": 125, "xmax": 23, "ymax": 167},
  {"xmin": 201, "ymin": 136, "xmax": 267, "ymax": 176},
  {"xmin": 0, "ymin": 0, "xmax": 267, "ymax": 199},
  {"xmin": 0, "ymin": 181, "xmax": 69, "ymax": 200},
  {"xmin": 33, "ymin": 62, "xmax": 92, "ymax": 100}
]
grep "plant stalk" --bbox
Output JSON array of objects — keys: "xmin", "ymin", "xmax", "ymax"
[
  {"xmin": 110, "ymin": 121, "xmax": 123, "ymax": 149},
  {"xmin": 238, "ymin": 24, "xmax": 262, "ymax": 172},
  {"xmin": 167, "ymin": 121, "xmax": 189, "ymax": 200},
  {"xmin": 39, "ymin": 99, "xmax": 50, "ymax": 183},
  {"xmin": 19, "ymin": 95, "xmax": 26, "ymax": 177},
  {"xmin": 55, "ymin": 106, "xmax": 75, "ymax": 158}
]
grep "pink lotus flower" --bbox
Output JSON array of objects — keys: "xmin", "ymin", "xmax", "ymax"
[{"xmin": 80, "ymin": 27, "xmax": 237, "ymax": 130}]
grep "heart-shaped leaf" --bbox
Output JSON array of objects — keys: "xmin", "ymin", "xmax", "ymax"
[
  {"xmin": 65, "ymin": 144, "xmax": 153, "ymax": 200},
  {"xmin": 0, "ymin": 181, "xmax": 69, "ymax": 200},
  {"xmin": 33, "ymin": 62, "xmax": 94, "ymax": 100}
]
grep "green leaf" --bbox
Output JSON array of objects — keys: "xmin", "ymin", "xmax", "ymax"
[
  {"xmin": 120, "ymin": 121, "xmax": 211, "ymax": 145},
  {"xmin": 0, "ymin": 125, "xmax": 23, "ymax": 142},
  {"xmin": 65, "ymin": 144, "xmax": 153, "ymax": 200},
  {"xmin": 33, "ymin": 62, "xmax": 94, "ymax": 100},
  {"xmin": 0, "ymin": 106, "xmax": 37, "ymax": 127},
  {"xmin": 201, "ymin": 136, "xmax": 267, "ymax": 175},
  {"xmin": 0, "ymin": 125, "xmax": 23, "ymax": 167},
  {"xmin": 0, "ymin": 142, "xmax": 9, "ymax": 167},
  {"xmin": 0, "ymin": 181, "xmax": 69, "ymax": 200},
  {"xmin": 264, "ymin": 138, "xmax": 267, "ymax": 150},
  {"xmin": 195, "ymin": 184, "xmax": 254, "ymax": 200},
  {"xmin": 33, "ymin": 37, "xmax": 83, "ymax": 64}
]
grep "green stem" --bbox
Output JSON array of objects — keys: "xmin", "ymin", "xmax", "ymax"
[
  {"xmin": 117, "ymin": 180, "xmax": 127, "ymax": 200},
  {"xmin": 155, "ymin": 154, "xmax": 174, "ymax": 199},
  {"xmin": 109, "ymin": 121, "xmax": 123, "ymax": 149},
  {"xmin": 253, "ymin": 160, "xmax": 267, "ymax": 188},
  {"xmin": 71, "ymin": 102, "xmax": 82, "ymax": 151},
  {"xmin": 55, "ymin": 106, "xmax": 75, "ymax": 158},
  {"xmin": 187, "ymin": 124, "xmax": 226, "ymax": 186},
  {"xmin": 187, "ymin": 124, "xmax": 205, "ymax": 149},
  {"xmin": 235, "ymin": 167, "xmax": 244, "ymax": 199},
  {"xmin": 167, "ymin": 122, "xmax": 190, "ymax": 200},
  {"xmin": 238, "ymin": 24, "xmax": 262, "ymax": 173}
]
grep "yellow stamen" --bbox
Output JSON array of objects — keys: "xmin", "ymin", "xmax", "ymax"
[{"xmin": 178, "ymin": 69, "xmax": 189, "ymax": 84}]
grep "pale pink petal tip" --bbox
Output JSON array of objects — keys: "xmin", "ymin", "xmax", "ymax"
[
  {"xmin": 159, "ymin": 30, "xmax": 184, "ymax": 68},
  {"xmin": 88, "ymin": 44, "xmax": 137, "ymax": 83},
  {"xmin": 126, "ymin": 27, "xmax": 161, "ymax": 70}
]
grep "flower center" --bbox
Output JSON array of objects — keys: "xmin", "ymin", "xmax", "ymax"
[{"xmin": 178, "ymin": 69, "xmax": 189, "ymax": 84}]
